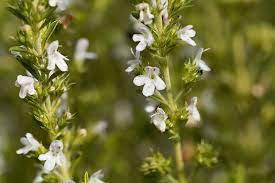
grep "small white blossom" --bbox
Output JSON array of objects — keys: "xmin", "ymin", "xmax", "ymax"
[
  {"xmin": 136, "ymin": 3, "xmax": 154, "ymax": 25},
  {"xmin": 16, "ymin": 133, "xmax": 40, "ymax": 155},
  {"xmin": 150, "ymin": 108, "xmax": 167, "ymax": 132},
  {"xmin": 74, "ymin": 38, "xmax": 97, "ymax": 62},
  {"xmin": 133, "ymin": 66, "xmax": 166, "ymax": 97},
  {"xmin": 15, "ymin": 75, "xmax": 36, "ymax": 99},
  {"xmin": 49, "ymin": 0, "xmax": 68, "ymax": 11},
  {"xmin": 194, "ymin": 48, "xmax": 211, "ymax": 72},
  {"xmin": 201, "ymin": 89, "xmax": 216, "ymax": 113},
  {"xmin": 78, "ymin": 128, "xmax": 87, "ymax": 137},
  {"xmin": 89, "ymin": 170, "xmax": 105, "ymax": 183},
  {"xmin": 38, "ymin": 140, "xmax": 67, "ymax": 172},
  {"xmin": 186, "ymin": 97, "xmax": 201, "ymax": 128},
  {"xmin": 145, "ymin": 99, "xmax": 159, "ymax": 113},
  {"xmin": 114, "ymin": 101, "xmax": 133, "ymax": 125},
  {"xmin": 47, "ymin": 40, "xmax": 69, "ymax": 72},
  {"xmin": 133, "ymin": 27, "xmax": 154, "ymax": 52},
  {"xmin": 125, "ymin": 48, "xmax": 141, "ymax": 73},
  {"xmin": 177, "ymin": 25, "xmax": 196, "ymax": 46},
  {"xmin": 33, "ymin": 170, "xmax": 45, "ymax": 183},
  {"xmin": 92, "ymin": 121, "xmax": 108, "ymax": 135}
]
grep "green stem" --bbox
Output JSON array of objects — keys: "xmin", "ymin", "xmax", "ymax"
[
  {"xmin": 155, "ymin": 4, "xmax": 186, "ymax": 182},
  {"xmin": 174, "ymin": 141, "xmax": 187, "ymax": 183},
  {"xmin": 163, "ymin": 57, "xmax": 186, "ymax": 183},
  {"xmin": 163, "ymin": 57, "xmax": 176, "ymax": 111}
]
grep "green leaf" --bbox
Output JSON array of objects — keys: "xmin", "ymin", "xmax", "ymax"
[
  {"xmin": 16, "ymin": 57, "xmax": 40, "ymax": 79},
  {"xmin": 41, "ymin": 21, "xmax": 59, "ymax": 48},
  {"xmin": 83, "ymin": 172, "xmax": 89, "ymax": 183},
  {"xmin": 7, "ymin": 6, "xmax": 29, "ymax": 24}
]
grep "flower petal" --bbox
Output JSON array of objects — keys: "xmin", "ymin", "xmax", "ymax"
[
  {"xmin": 84, "ymin": 52, "xmax": 98, "ymax": 60},
  {"xmin": 47, "ymin": 41, "xmax": 59, "ymax": 55},
  {"xmin": 125, "ymin": 65, "xmax": 136, "ymax": 73},
  {"xmin": 132, "ymin": 34, "xmax": 144, "ymax": 42},
  {"xmin": 20, "ymin": 137, "xmax": 29, "ymax": 146},
  {"xmin": 55, "ymin": 55, "xmax": 68, "ymax": 72},
  {"xmin": 16, "ymin": 146, "xmax": 30, "ymax": 155},
  {"xmin": 47, "ymin": 57, "xmax": 56, "ymax": 71},
  {"xmin": 133, "ymin": 75, "xmax": 147, "ymax": 86},
  {"xmin": 19, "ymin": 87, "xmax": 28, "ymax": 99},
  {"xmin": 154, "ymin": 119, "xmax": 166, "ymax": 132},
  {"xmin": 38, "ymin": 152, "xmax": 51, "ymax": 161},
  {"xmin": 44, "ymin": 157, "xmax": 56, "ymax": 171},
  {"xmin": 136, "ymin": 41, "xmax": 147, "ymax": 52},
  {"xmin": 186, "ymin": 29, "xmax": 196, "ymax": 37},
  {"xmin": 142, "ymin": 80, "xmax": 155, "ymax": 97},
  {"xmin": 195, "ymin": 48, "xmax": 203, "ymax": 61},
  {"xmin": 198, "ymin": 60, "xmax": 211, "ymax": 72},
  {"xmin": 27, "ymin": 85, "xmax": 37, "ymax": 95},
  {"xmin": 154, "ymin": 76, "xmax": 166, "ymax": 91},
  {"xmin": 181, "ymin": 36, "xmax": 196, "ymax": 46}
]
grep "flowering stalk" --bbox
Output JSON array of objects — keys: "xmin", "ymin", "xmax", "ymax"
[
  {"xmin": 8, "ymin": 0, "xmax": 104, "ymax": 182},
  {"xmin": 128, "ymin": 0, "xmax": 217, "ymax": 182}
]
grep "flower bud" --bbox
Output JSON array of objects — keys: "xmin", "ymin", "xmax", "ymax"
[
  {"xmin": 64, "ymin": 112, "xmax": 72, "ymax": 120},
  {"xmin": 78, "ymin": 128, "xmax": 87, "ymax": 138}
]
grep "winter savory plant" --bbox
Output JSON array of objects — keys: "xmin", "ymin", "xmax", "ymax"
[
  {"xmin": 127, "ymin": 0, "xmax": 218, "ymax": 182},
  {"xmin": 8, "ymin": 0, "xmax": 104, "ymax": 182}
]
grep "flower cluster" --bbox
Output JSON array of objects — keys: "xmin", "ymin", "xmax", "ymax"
[
  {"xmin": 127, "ymin": 0, "xmax": 214, "ymax": 181},
  {"xmin": 9, "ymin": 0, "xmax": 104, "ymax": 182},
  {"xmin": 127, "ymin": 0, "xmax": 211, "ymax": 133}
]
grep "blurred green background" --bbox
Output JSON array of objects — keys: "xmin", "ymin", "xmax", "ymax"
[{"xmin": 0, "ymin": 0, "xmax": 275, "ymax": 182}]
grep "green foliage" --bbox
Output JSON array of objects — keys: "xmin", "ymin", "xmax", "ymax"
[
  {"xmin": 182, "ymin": 60, "xmax": 200, "ymax": 84},
  {"xmin": 141, "ymin": 152, "xmax": 172, "ymax": 176},
  {"xmin": 195, "ymin": 141, "xmax": 218, "ymax": 168},
  {"xmin": 82, "ymin": 172, "xmax": 89, "ymax": 183}
]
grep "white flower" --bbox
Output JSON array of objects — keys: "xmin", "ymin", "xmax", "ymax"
[
  {"xmin": 92, "ymin": 121, "xmax": 108, "ymax": 135},
  {"xmin": 125, "ymin": 48, "xmax": 141, "ymax": 73},
  {"xmin": 194, "ymin": 48, "xmax": 211, "ymax": 72},
  {"xmin": 38, "ymin": 140, "xmax": 67, "ymax": 172},
  {"xmin": 177, "ymin": 25, "xmax": 196, "ymax": 46},
  {"xmin": 150, "ymin": 108, "xmax": 167, "ymax": 132},
  {"xmin": 114, "ymin": 101, "xmax": 133, "ymax": 125},
  {"xmin": 133, "ymin": 27, "xmax": 154, "ymax": 52},
  {"xmin": 136, "ymin": 3, "xmax": 154, "ymax": 25},
  {"xmin": 15, "ymin": 75, "xmax": 37, "ymax": 99},
  {"xmin": 201, "ymin": 89, "xmax": 216, "ymax": 113},
  {"xmin": 74, "ymin": 38, "xmax": 97, "ymax": 62},
  {"xmin": 186, "ymin": 97, "xmax": 201, "ymax": 128},
  {"xmin": 16, "ymin": 133, "xmax": 40, "ymax": 155},
  {"xmin": 89, "ymin": 170, "xmax": 105, "ymax": 183},
  {"xmin": 49, "ymin": 0, "xmax": 68, "ymax": 11},
  {"xmin": 33, "ymin": 170, "xmax": 45, "ymax": 183},
  {"xmin": 47, "ymin": 40, "xmax": 69, "ymax": 72},
  {"xmin": 133, "ymin": 66, "xmax": 166, "ymax": 97},
  {"xmin": 145, "ymin": 99, "xmax": 159, "ymax": 113}
]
